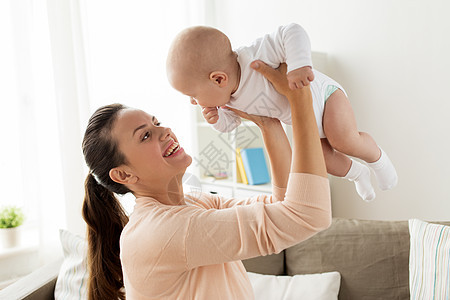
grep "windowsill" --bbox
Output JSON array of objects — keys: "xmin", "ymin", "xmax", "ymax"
[
  {"xmin": 0, "ymin": 244, "xmax": 39, "ymax": 259},
  {"xmin": 0, "ymin": 225, "xmax": 40, "ymax": 288},
  {"xmin": 0, "ymin": 225, "xmax": 39, "ymax": 258}
]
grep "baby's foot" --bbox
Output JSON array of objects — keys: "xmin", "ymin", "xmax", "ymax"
[
  {"xmin": 344, "ymin": 159, "xmax": 376, "ymax": 202},
  {"xmin": 367, "ymin": 148, "xmax": 398, "ymax": 190}
]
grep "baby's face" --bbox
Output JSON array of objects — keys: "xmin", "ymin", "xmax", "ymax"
[
  {"xmin": 187, "ymin": 80, "xmax": 231, "ymax": 108},
  {"xmin": 170, "ymin": 76, "xmax": 231, "ymax": 108}
]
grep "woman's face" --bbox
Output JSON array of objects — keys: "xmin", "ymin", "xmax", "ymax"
[{"xmin": 111, "ymin": 108, "xmax": 192, "ymax": 187}]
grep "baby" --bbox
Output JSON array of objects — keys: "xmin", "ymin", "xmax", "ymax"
[{"xmin": 166, "ymin": 23, "xmax": 397, "ymax": 202}]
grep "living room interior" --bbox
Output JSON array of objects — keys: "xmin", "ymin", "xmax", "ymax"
[{"xmin": 1, "ymin": 0, "xmax": 449, "ymax": 299}]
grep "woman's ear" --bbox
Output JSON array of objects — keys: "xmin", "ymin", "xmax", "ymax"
[
  {"xmin": 209, "ymin": 71, "xmax": 228, "ymax": 87},
  {"xmin": 109, "ymin": 167, "xmax": 138, "ymax": 185}
]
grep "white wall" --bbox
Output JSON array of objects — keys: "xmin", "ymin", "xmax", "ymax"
[{"xmin": 212, "ymin": 0, "xmax": 450, "ymax": 221}]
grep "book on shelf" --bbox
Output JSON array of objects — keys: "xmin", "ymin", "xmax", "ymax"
[
  {"xmin": 236, "ymin": 148, "xmax": 248, "ymax": 185},
  {"xmin": 239, "ymin": 147, "xmax": 270, "ymax": 185}
]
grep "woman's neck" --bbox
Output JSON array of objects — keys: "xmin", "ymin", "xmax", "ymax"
[
  {"xmin": 133, "ymin": 173, "xmax": 186, "ymax": 206},
  {"xmin": 166, "ymin": 174, "xmax": 186, "ymax": 205}
]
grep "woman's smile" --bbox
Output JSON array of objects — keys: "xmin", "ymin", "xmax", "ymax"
[
  {"xmin": 164, "ymin": 144, "xmax": 184, "ymax": 158},
  {"xmin": 163, "ymin": 139, "xmax": 179, "ymax": 157}
]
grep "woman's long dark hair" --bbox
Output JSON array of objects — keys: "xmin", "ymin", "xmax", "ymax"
[{"xmin": 81, "ymin": 104, "xmax": 130, "ymax": 300}]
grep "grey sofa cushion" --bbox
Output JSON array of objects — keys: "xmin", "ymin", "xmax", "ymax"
[
  {"xmin": 242, "ymin": 251, "xmax": 285, "ymax": 275},
  {"xmin": 286, "ymin": 218, "xmax": 411, "ymax": 300}
]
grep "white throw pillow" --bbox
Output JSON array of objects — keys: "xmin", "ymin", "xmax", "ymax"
[
  {"xmin": 247, "ymin": 271, "xmax": 340, "ymax": 300},
  {"xmin": 409, "ymin": 219, "xmax": 450, "ymax": 300},
  {"xmin": 54, "ymin": 229, "xmax": 88, "ymax": 300}
]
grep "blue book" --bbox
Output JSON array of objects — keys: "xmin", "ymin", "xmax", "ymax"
[{"xmin": 240, "ymin": 147, "xmax": 270, "ymax": 185}]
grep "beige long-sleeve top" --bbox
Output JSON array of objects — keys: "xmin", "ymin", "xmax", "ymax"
[{"xmin": 120, "ymin": 173, "xmax": 331, "ymax": 299}]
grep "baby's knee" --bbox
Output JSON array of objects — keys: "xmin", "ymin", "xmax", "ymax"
[{"xmin": 327, "ymin": 134, "xmax": 359, "ymax": 154}]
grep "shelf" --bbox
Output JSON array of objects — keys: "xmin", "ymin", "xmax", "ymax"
[
  {"xmin": 199, "ymin": 177, "xmax": 234, "ymax": 186},
  {"xmin": 235, "ymin": 182, "xmax": 272, "ymax": 193},
  {"xmin": 191, "ymin": 105, "xmax": 290, "ymax": 199},
  {"xmin": 199, "ymin": 177, "xmax": 272, "ymax": 192}
]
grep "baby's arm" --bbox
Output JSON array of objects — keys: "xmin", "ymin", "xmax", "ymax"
[
  {"xmin": 201, "ymin": 106, "xmax": 219, "ymax": 124},
  {"xmin": 256, "ymin": 23, "xmax": 314, "ymax": 89},
  {"xmin": 211, "ymin": 106, "xmax": 241, "ymax": 132},
  {"xmin": 197, "ymin": 105, "xmax": 241, "ymax": 132}
]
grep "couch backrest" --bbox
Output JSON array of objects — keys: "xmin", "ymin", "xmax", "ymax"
[
  {"xmin": 242, "ymin": 250, "xmax": 285, "ymax": 276},
  {"xmin": 286, "ymin": 218, "xmax": 412, "ymax": 299},
  {"xmin": 242, "ymin": 218, "xmax": 450, "ymax": 299}
]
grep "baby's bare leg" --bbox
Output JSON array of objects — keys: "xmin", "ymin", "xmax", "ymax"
[
  {"xmin": 323, "ymin": 89, "xmax": 379, "ymax": 162},
  {"xmin": 323, "ymin": 90, "xmax": 397, "ymax": 190},
  {"xmin": 321, "ymin": 138, "xmax": 375, "ymax": 202},
  {"xmin": 321, "ymin": 138, "xmax": 350, "ymax": 176}
]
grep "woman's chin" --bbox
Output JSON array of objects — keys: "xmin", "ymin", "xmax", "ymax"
[
  {"xmin": 176, "ymin": 150, "xmax": 192, "ymax": 168},
  {"xmin": 184, "ymin": 153, "xmax": 193, "ymax": 167},
  {"xmin": 177, "ymin": 155, "xmax": 193, "ymax": 176}
]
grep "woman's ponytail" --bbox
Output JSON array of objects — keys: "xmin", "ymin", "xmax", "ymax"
[
  {"xmin": 82, "ymin": 173, "xmax": 128, "ymax": 300},
  {"xmin": 81, "ymin": 104, "xmax": 130, "ymax": 300}
]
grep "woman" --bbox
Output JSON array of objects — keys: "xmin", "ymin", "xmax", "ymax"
[{"xmin": 82, "ymin": 61, "xmax": 331, "ymax": 300}]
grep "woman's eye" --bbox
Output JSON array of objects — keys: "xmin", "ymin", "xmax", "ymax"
[{"xmin": 142, "ymin": 132, "xmax": 150, "ymax": 141}]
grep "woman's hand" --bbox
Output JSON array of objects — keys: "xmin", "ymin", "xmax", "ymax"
[
  {"xmin": 251, "ymin": 60, "xmax": 326, "ymax": 177},
  {"xmin": 221, "ymin": 106, "xmax": 281, "ymax": 129},
  {"xmin": 222, "ymin": 106, "xmax": 291, "ymax": 189},
  {"xmin": 250, "ymin": 61, "xmax": 310, "ymax": 102}
]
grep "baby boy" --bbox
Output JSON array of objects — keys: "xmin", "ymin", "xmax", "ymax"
[{"xmin": 166, "ymin": 23, "xmax": 397, "ymax": 201}]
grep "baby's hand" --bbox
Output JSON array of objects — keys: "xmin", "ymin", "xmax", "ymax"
[
  {"xmin": 286, "ymin": 66, "xmax": 314, "ymax": 90},
  {"xmin": 201, "ymin": 106, "xmax": 219, "ymax": 124}
]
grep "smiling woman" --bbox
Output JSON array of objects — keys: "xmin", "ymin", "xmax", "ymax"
[
  {"xmin": 81, "ymin": 59, "xmax": 331, "ymax": 300},
  {"xmin": 107, "ymin": 108, "xmax": 192, "ymax": 202},
  {"xmin": 81, "ymin": 104, "xmax": 193, "ymax": 299}
]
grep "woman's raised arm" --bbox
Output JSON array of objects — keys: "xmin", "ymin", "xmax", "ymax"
[
  {"xmin": 223, "ymin": 107, "xmax": 291, "ymax": 191},
  {"xmin": 251, "ymin": 61, "xmax": 327, "ymax": 177},
  {"xmin": 172, "ymin": 63, "xmax": 331, "ymax": 270}
]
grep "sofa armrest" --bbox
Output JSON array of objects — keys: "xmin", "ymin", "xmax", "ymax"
[{"xmin": 0, "ymin": 258, "xmax": 62, "ymax": 300}]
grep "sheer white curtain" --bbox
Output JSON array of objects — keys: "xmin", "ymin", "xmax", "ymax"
[
  {"xmin": 0, "ymin": 0, "xmax": 211, "ymax": 265},
  {"xmin": 0, "ymin": 0, "xmax": 66, "ymax": 263}
]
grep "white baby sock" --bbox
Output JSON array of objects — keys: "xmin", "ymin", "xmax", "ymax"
[
  {"xmin": 344, "ymin": 159, "xmax": 376, "ymax": 202},
  {"xmin": 367, "ymin": 148, "xmax": 398, "ymax": 190}
]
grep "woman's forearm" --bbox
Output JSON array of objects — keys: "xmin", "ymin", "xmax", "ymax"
[
  {"xmin": 250, "ymin": 61, "xmax": 326, "ymax": 177},
  {"xmin": 288, "ymin": 87, "xmax": 327, "ymax": 177},
  {"xmin": 258, "ymin": 119, "xmax": 292, "ymax": 188}
]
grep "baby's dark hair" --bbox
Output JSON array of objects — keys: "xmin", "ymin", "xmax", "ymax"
[{"xmin": 81, "ymin": 103, "xmax": 130, "ymax": 300}]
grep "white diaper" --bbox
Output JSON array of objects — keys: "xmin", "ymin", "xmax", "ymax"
[{"xmin": 309, "ymin": 69, "xmax": 347, "ymax": 138}]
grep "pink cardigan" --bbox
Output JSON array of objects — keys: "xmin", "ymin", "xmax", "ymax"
[{"xmin": 120, "ymin": 173, "xmax": 331, "ymax": 299}]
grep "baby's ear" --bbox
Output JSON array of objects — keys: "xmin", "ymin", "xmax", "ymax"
[{"xmin": 209, "ymin": 71, "xmax": 228, "ymax": 87}]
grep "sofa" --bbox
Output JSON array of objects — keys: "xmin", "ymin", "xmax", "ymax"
[{"xmin": 1, "ymin": 218, "xmax": 449, "ymax": 300}]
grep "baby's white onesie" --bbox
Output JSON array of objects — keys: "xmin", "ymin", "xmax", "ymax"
[{"xmin": 213, "ymin": 23, "xmax": 346, "ymax": 138}]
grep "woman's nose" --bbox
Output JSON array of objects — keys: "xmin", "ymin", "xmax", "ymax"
[
  {"xmin": 190, "ymin": 97, "xmax": 198, "ymax": 105},
  {"xmin": 159, "ymin": 126, "xmax": 172, "ymax": 140}
]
